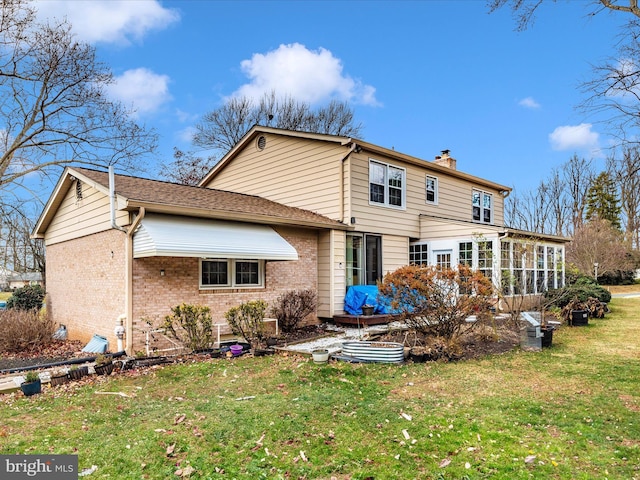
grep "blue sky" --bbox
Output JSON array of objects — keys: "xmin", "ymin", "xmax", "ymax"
[{"xmin": 33, "ymin": 0, "xmax": 626, "ymax": 194}]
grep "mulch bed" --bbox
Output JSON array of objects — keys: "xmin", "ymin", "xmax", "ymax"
[
  {"xmin": 0, "ymin": 320, "xmax": 522, "ymax": 373},
  {"xmin": 0, "ymin": 340, "xmax": 86, "ymax": 372}
]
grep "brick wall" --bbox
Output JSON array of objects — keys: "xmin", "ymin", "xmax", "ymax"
[
  {"xmin": 46, "ymin": 229, "xmax": 127, "ymax": 348},
  {"xmin": 130, "ymin": 226, "xmax": 319, "ymax": 352}
]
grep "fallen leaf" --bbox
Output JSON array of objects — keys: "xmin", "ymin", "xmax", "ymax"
[
  {"xmin": 439, "ymin": 458, "xmax": 451, "ymax": 468},
  {"xmin": 401, "ymin": 412, "xmax": 412, "ymax": 421},
  {"xmin": 166, "ymin": 444, "xmax": 176, "ymax": 456},
  {"xmin": 174, "ymin": 414, "xmax": 186, "ymax": 425},
  {"xmin": 525, "ymin": 455, "xmax": 537, "ymax": 464},
  {"xmin": 181, "ymin": 465, "xmax": 195, "ymax": 477},
  {"xmin": 402, "ymin": 429, "xmax": 410, "ymax": 440}
]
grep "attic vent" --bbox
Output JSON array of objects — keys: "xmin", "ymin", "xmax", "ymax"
[
  {"xmin": 75, "ymin": 180, "xmax": 83, "ymax": 200},
  {"xmin": 256, "ymin": 135, "xmax": 267, "ymax": 151}
]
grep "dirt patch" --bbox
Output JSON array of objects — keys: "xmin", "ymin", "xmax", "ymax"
[
  {"xmin": 0, "ymin": 340, "xmax": 85, "ymax": 372},
  {"xmin": 271, "ymin": 324, "xmax": 334, "ymax": 345},
  {"xmin": 374, "ymin": 319, "xmax": 521, "ymax": 361}
]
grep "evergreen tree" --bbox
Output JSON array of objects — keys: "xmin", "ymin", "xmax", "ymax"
[{"xmin": 585, "ymin": 171, "xmax": 622, "ymax": 229}]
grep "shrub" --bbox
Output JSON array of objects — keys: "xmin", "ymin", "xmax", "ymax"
[
  {"xmin": 24, "ymin": 371, "xmax": 40, "ymax": 383},
  {"xmin": 6, "ymin": 284, "xmax": 45, "ymax": 311},
  {"xmin": 378, "ymin": 264, "xmax": 495, "ymax": 340},
  {"xmin": 544, "ymin": 277, "xmax": 611, "ymax": 308},
  {"xmin": 270, "ymin": 289, "xmax": 317, "ymax": 333},
  {"xmin": 0, "ymin": 309, "xmax": 56, "ymax": 353},
  {"xmin": 161, "ymin": 303, "xmax": 214, "ymax": 352},
  {"xmin": 225, "ymin": 300, "xmax": 268, "ymax": 348}
]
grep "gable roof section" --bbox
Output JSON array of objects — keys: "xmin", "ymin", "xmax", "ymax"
[
  {"xmin": 199, "ymin": 125, "xmax": 512, "ymax": 195},
  {"xmin": 33, "ymin": 167, "xmax": 347, "ymax": 237}
]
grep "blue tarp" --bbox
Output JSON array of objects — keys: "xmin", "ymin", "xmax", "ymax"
[{"xmin": 344, "ymin": 285, "xmax": 389, "ymax": 315}]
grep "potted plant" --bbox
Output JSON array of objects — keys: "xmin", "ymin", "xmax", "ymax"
[
  {"xmin": 50, "ymin": 369, "xmax": 69, "ymax": 387},
  {"xmin": 562, "ymin": 298, "xmax": 589, "ymax": 326},
  {"xmin": 94, "ymin": 353, "xmax": 114, "ymax": 376},
  {"xmin": 68, "ymin": 364, "xmax": 89, "ymax": 381},
  {"xmin": 20, "ymin": 371, "xmax": 42, "ymax": 396},
  {"xmin": 361, "ymin": 304, "xmax": 375, "ymax": 316}
]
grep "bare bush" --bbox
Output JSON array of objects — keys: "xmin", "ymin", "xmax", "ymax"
[
  {"xmin": 0, "ymin": 309, "xmax": 56, "ymax": 353},
  {"xmin": 378, "ymin": 264, "xmax": 495, "ymax": 340},
  {"xmin": 270, "ymin": 289, "xmax": 317, "ymax": 333}
]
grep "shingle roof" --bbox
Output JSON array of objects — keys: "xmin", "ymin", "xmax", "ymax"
[{"xmin": 73, "ymin": 167, "xmax": 346, "ymax": 229}]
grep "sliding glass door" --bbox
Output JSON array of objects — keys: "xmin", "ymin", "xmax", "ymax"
[{"xmin": 346, "ymin": 233, "xmax": 382, "ymax": 287}]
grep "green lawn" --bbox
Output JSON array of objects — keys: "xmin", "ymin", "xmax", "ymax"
[{"xmin": 1, "ymin": 298, "xmax": 639, "ymax": 479}]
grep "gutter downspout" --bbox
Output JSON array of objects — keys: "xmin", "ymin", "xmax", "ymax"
[
  {"xmin": 109, "ymin": 166, "xmax": 127, "ymax": 233},
  {"xmin": 109, "ymin": 166, "xmax": 146, "ymax": 355},
  {"xmin": 340, "ymin": 142, "xmax": 358, "ymax": 225},
  {"xmin": 125, "ymin": 207, "xmax": 145, "ymax": 354}
]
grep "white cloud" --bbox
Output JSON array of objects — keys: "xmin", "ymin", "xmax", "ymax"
[
  {"xmin": 231, "ymin": 43, "xmax": 379, "ymax": 106},
  {"xmin": 518, "ymin": 97, "xmax": 541, "ymax": 109},
  {"xmin": 549, "ymin": 123, "xmax": 600, "ymax": 152},
  {"xmin": 176, "ymin": 126, "xmax": 197, "ymax": 143},
  {"xmin": 107, "ymin": 68, "xmax": 171, "ymax": 116},
  {"xmin": 33, "ymin": 0, "xmax": 180, "ymax": 45}
]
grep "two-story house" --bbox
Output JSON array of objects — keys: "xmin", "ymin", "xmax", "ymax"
[{"xmin": 33, "ymin": 126, "xmax": 567, "ymax": 353}]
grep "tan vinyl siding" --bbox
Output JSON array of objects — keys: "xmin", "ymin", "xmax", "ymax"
[
  {"xmin": 318, "ymin": 229, "xmax": 347, "ymax": 318},
  {"xmin": 204, "ymin": 133, "xmax": 347, "ymax": 221},
  {"xmin": 420, "ymin": 216, "xmax": 502, "ymax": 240},
  {"xmin": 383, "ymin": 235, "xmax": 409, "ymax": 275},
  {"xmin": 349, "ymin": 153, "xmax": 506, "ymax": 236},
  {"xmin": 317, "ymin": 230, "xmax": 332, "ymax": 318},
  {"xmin": 332, "ymin": 230, "xmax": 346, "ymax": 315},
  {"xmin": 350, "ymin": 154, "xmax": 420, "ymax": 236},
  {"xmin": 44, "ymin": 182, "xmax": 128, "ymax": 246}
]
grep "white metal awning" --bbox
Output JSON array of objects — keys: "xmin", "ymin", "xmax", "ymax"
[{"xmin": 132, "ymin": 214, "xmax": 298, "ymax": 261}]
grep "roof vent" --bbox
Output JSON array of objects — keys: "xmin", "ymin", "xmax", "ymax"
[{"xmin": 257, "ymin": 135, "xmax": 267, "ymax": 151}]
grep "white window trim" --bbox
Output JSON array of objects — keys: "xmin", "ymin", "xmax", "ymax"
[
  {"xmin": 409, "ymin": 242, "xmax": 429, "ymax": 265},
  {"xmin": 368, "ymin": 159, "xmax": 406, "ymax": 210},
  {"xmin": 200, "ymin": 259, "xmax": 265, "ymax": 289},
  {"xmin": 425, "ymin": 175, "xmax": 438, "ymax": 205},
  {"xmin": 472, "ymin": 188, "xmax": 493, "ymax": 224}
]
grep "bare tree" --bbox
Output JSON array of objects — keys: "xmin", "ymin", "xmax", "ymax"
[
  {"xmin": 506, "ymin": 155, "xmax": 592, "ymax": 236},
  {"xmin": 159, "ymin": 148, "xmax": 217, "ymax": 186},
  {"xmin": 566, "ymin": 217, "xmax": 634, "ymax": 278},
  {"xmin": 489, "ymin": 1, "xmax": 640, "ymax": 149},
  {"xmin": 0, "ymin": 0, "xmax": 157, "ymax": 199},
  {"xmin": 563, "ymin": 155, "xmax": 594, "ymax": 233},
  {"xmin": 488, "ymin": 1, "xmax": 640, "ymax": 30},
  {"xmin": 607, "ymin": 146, "xmax": 640, "ymax": 247},
  {"xmin": 192, "ymin": 90, "xmax": 363, "ymax": 153},
  {"xmin": 0, "ymin": 202, "xmax": 44, "ymax": 275}
]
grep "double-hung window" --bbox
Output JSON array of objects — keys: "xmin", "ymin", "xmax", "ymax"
[
  {"xmin": 472, "ymin": 189, "xmax": 493, "ymax": 224},
  {"xmin": 200, "ymin": 259, "xmax": 263, "ymax": 288},
  {"xmin": 369, "ymin": 160, "xmax": 405, "ymax": 208},
  {"xmin": 425, "ymin": 175, "xmax": 438, "ymax": 204}
]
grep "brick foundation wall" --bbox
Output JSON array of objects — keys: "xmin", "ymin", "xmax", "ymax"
[
  {"xmin": 46, "ymin": 229, "xmax": 127, "ymax": 349},
  {"xmin": 130, "ymin": 226, "xmax": 319, "ymax": 352}
]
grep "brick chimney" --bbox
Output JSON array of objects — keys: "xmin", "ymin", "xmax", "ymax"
[{"xmin": 433, "ymin": 149, "xmax": 456, "ymax": 170}]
